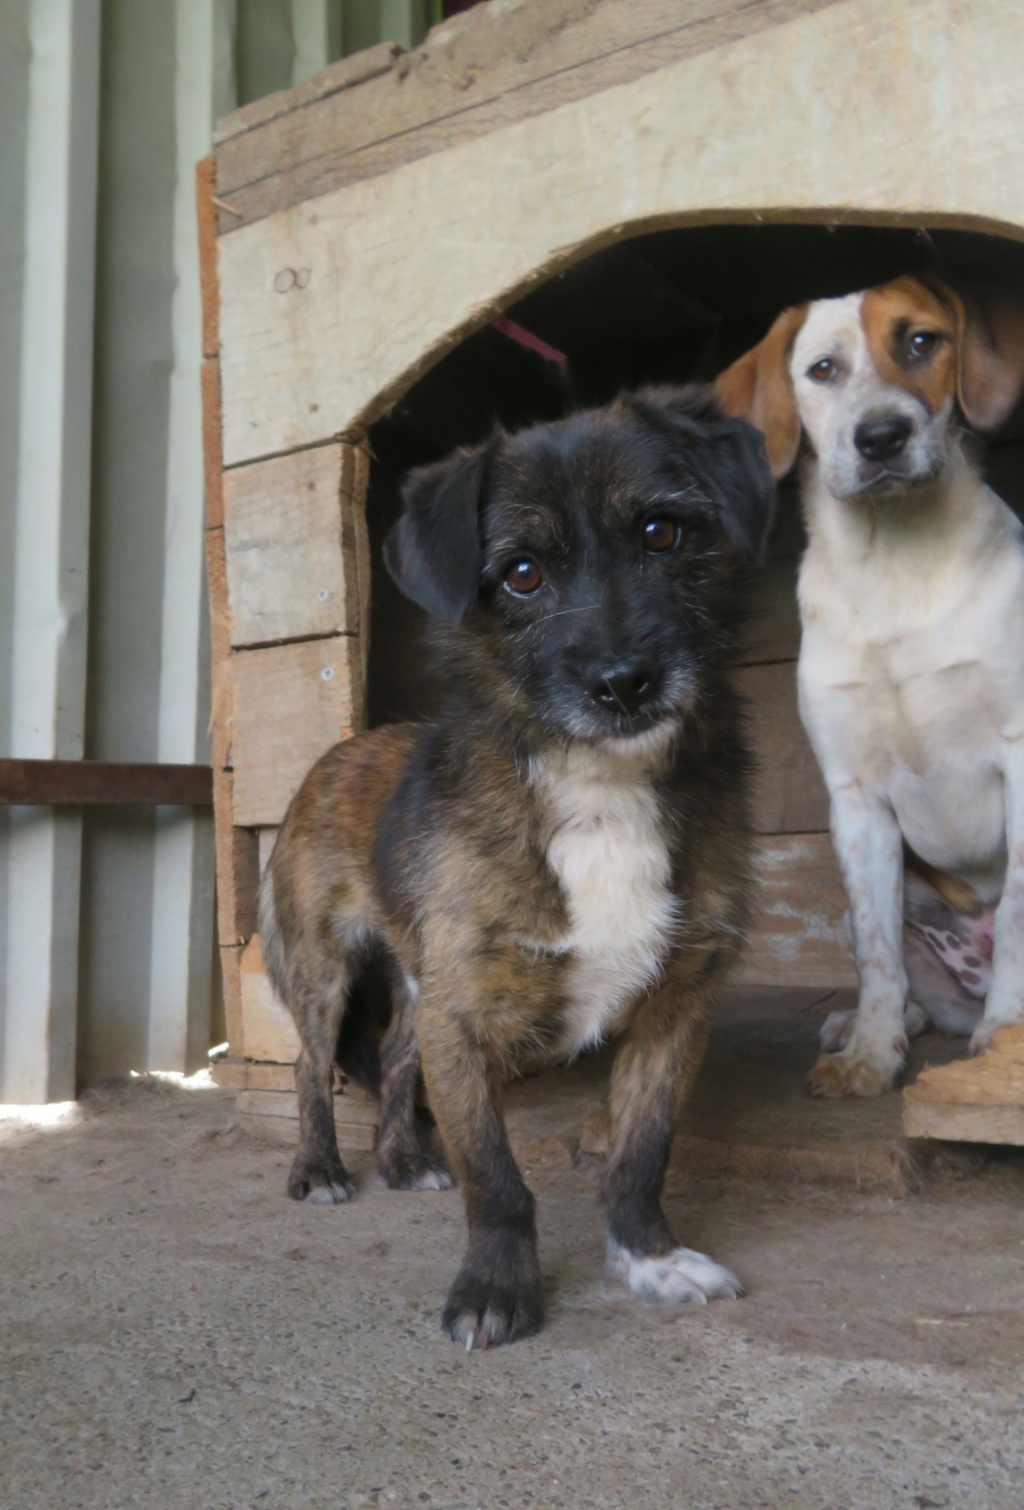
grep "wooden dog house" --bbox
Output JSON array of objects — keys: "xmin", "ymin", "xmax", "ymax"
[{"xmin": 199, "ymin": 0, "xmax": 1024, "ymax": 1147}]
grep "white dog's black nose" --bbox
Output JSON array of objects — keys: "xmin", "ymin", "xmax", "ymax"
[
  {"xmin": 590, "ymin": 660, "xmax": 661, "ymax": 717},
  {"xmin": 854, "ymin": 413, "xmax": 913, "ymax": 462}
]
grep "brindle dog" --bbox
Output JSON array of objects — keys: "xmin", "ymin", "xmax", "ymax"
[{"xmin": 261, "ymin": 386, "xmax": 774, "ymax": 1348}]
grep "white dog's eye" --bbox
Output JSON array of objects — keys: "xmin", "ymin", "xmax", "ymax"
[
  {"xmin": 909, "ymin": 330, "xmax": 939, "ymax": 358},
  {"xmin": 807, "ymin": 357, "xmax": 838, "ymax": 383}
]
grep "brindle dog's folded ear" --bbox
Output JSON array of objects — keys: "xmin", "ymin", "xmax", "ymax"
[
  {"xmin": 628, "ymin": 385, "xmax": 777, "ymax": 562},
  {"xmin": 385, "ymin": 440, "xmax": 495, "ymax": 622}
]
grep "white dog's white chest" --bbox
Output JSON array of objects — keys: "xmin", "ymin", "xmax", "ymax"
[
  {"xmin": 532, "ymin": 751, "xmax": 677, "ymax": 1054},
  {"xmin": 798, "ymin": 484, "xmax": 1024, "ymax": 889}
]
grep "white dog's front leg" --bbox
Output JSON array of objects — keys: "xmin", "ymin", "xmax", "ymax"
[
  {"xmin": 974, "ymin": 740, "xmax": 1024, "ymax": 1053},
  {"xmin": 809, "ymin": 785, "xmax": 909, "ymax": 1097}
]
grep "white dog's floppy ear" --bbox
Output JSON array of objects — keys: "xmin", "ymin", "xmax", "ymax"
[
  {"xmin": 921, "ymin": 275, "xmax": 1024, "ymax": 432},
  {"xmin": 714, "ymin": 306, "xmax": 807, "ymax": 479},
  {"xmin": 385, "ymin": 439, "xmax": 496, "ymax": 622}
]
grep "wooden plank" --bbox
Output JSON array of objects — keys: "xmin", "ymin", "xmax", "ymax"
[
  {"xmin": 200, "ymin": 358, "xmax": 224, "ymax": 528},
  {"xmin": 240, "ymin": 934, "xmax": 301, "ymax": 1063},
  {"xmin": 348, "ymin": 440, "xmax": 372, "ymax": 651},
  {"xmin": 230, "ymin": 635, "xmax": 363, "ymax": 826},
  {"xmin": 213, "ymin": 768, "xmax": 259, "ymax": 946},
  {"xmin": 213, "ymin": 40, "xmax": 401, "ymax": 145},
  {"xmin": 0, "ymin": 760, "xmax": 212, "ymax": 806},
  {"xmin": 903, "ymin": 1101, "xmax": 1024, "ymax": 1144},
  {"xmin": 205, "ymin": 525, "xmax": 233, "ymax": 771},
  {"xmin": 902, "ymin": 1023, "xmax": 1024, "ymax": 1144},
  {"xmin": 196, "ymin": 156, "xmax": 220, "ymax": 360},
  {"xmin": 734, "ymin": 662, "xmax": 829, "ymax": 835},
  {"xmin": 213, "ymin": 1057, "xmax": 292, "ymax": 1091},
  {"xmin": 213, "ymin": 0, "xmax": 834, "ymax": 232},
  {"xmin": 220, "ymin": 942, "xmax": 245, "ymax": 1058},
  {"xmin": 223, "ymin": 443, "xmax": 361, "ymax": 647},
  {"xmin": 738, "ymin": 833, "xmax": 856, "ymax": 989},
  {"xmin": 258, "ymin": 826, "xmax": 279, "ymax": 872},
  {"xmin": 216, "ymin": 0, "xmax": 1024, "ymax": 467}
]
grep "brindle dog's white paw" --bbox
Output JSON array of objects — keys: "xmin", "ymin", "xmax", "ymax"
[
  {"xmin": 379, "ymin": 1149, "xmax": 455, "ymax": 1192},
  {"xmin": 608, "ymin": 1242, "xmax": 744, "ymax": 1306},
  {"xmin": 286, "ymin": 1153, "xmax": 355, "ymax": 1204}
]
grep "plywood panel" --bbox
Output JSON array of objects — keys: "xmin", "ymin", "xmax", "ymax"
[
  {"xmin": 213, "ymin": 0, "xmax": 833, "ymax": 231},
  {"xmin": 217, "ymin": 0, "xmax": 1024, "ymax": 467},
  {"xmin": 736, "ymin": 661, "xmax": 829, "ymax": 835},
  {"xmin": 223, "ymin": 443, "xmax": 365, "ymax": 647},
  {"xmin": 231, "ymin": 634, "xmax": 363, "ymax": 826},
  {"xmin": 739, "ymin": 833, "xmax": 856, "ymax": 988}
]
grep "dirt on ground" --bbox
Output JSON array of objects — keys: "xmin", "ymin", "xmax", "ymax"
[{"xmin": 2, "ymin": 1075, "xmax": 1023, "ymax": 1510}]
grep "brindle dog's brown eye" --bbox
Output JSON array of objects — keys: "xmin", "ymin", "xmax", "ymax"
[
  {"xmin": 643, "ymin": 517, "xmax": 678, "ymax": 554},
  {"xmin": 808, "ymin": 357, "xmax": 837, "ymax": 383},
  {"xmin": 503, "ymin": 558, "xmax": 542, "ymax": 596},
  {"xmin": 909, "ymin": 330, "xmax": 939, "ymax": 358}
]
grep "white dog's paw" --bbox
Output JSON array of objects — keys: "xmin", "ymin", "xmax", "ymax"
[
  {"xmin": 608, "ymin": 1241, "xmax": 743, "ymax": 1306},
  {"xmin": 819, "ymin": 1007, "xmax": 856, "ymax": 1053},
  {"xmin": 969, "ymin": 1016, "xmax": 1012, "ymax": 1056},
  {"xmin": 808, "ymin": 1031, "xmax": 907, "ymax": 1099},
  {"xmin": 904, "ymin": 1000, "xmax": 931, "ymax": 1038}
]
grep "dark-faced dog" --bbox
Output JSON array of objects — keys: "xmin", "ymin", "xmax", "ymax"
[{"xmin": 260, "ymin": 386, "xmax": 774, "ymax": 1348}]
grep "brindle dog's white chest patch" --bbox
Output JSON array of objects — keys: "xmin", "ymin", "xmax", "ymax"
[{"xmin": 532, "ymin": 747, "xmax": 678, "ymax": 1054}]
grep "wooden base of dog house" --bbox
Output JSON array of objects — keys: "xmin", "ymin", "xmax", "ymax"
[
  {"xmin": 902, "ymin": 1024, "xmax": 1024, "ymax": 1145},
  {"xmin": 212, "ymin": 1057, "xmax": 380, "ymax": 1151},
  {"xmin": 215, "ymin": 988, "xmax": 1000, "ymax": 1191}
]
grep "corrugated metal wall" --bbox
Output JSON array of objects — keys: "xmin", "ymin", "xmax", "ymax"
[{"xmin": 0, "ymin": 0, "xmax": 431, "ymax": 1102}]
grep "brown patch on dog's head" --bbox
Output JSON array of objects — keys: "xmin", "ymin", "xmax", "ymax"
[
  {"xmin": 863, "ymin": 274, "xmax": 1024, "ymax": 431},
  {"xmin": 714, "ymin": 307, "xmax": 807, "ymax": 479}
]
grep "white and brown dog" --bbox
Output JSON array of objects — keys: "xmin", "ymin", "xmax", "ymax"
[{"xmin": 716, "ymin": 275, "xmax": 1024, "ymax": 1096}]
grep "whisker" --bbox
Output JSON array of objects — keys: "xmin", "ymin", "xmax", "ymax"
[{"xmin": 529, "ymin": 603, "xmax": 599, "ymax": 628}]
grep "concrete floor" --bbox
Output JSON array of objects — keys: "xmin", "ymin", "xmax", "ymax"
[{"xmin": 3, "ymin": 1074, "xmax": 1024, "ymax": 1510}]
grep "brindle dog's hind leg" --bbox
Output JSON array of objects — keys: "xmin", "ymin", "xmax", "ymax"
[
  {"xmin": 288, "ymin": 960, "xmax": 354, "ymax": 1203},
  {"xmin": 376, "ymin": 970, "xmax": 454, "ymax": 1192}
]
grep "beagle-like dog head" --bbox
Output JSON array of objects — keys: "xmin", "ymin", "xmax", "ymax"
[{"xmin": 716, "ymin": 276, "xmax": 1024, "ymax": 500}]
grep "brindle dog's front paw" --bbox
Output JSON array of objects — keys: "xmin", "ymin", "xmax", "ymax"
[
  {"xmin": 379, "ymin": 1148, "xmax": 454, "ymax": 1191},
  {"xmin": 286, "ymin": 1151, "xmax": 355, "ymax": 1204},
  {"xmin": 442, "ymin": 1235, "xmax": 543, "ymax": 1350}
]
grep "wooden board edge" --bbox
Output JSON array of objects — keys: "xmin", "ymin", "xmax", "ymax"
[
  {"xmin": 220, "ymin": 942, "xmax": 244, "ymax": 1059},
  {"xmin": 196, "ymin": 155, "xmax": 219, "ymax": 359},
  {"xmin": 902, "ymin": 1100, "xmax": 1024, "ymax": 1145}
]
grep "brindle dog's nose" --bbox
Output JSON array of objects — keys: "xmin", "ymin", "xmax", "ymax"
[
  {"xmin": 591, "ymin": 659, "xmax": 662, "ymax": 717},
  {"xmin": 854, "ymin": 413, "xmax": 913, "ymax": 462}
]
